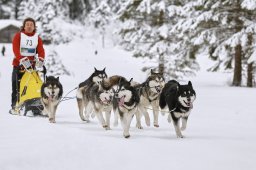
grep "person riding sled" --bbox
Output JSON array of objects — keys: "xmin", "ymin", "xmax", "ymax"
[{"xmin": 9, "ymin": 17, "xmax": 45, "ymax": 115}]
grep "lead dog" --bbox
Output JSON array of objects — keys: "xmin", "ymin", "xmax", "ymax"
[
  {"xmin": 104, "ymin": 76, "xmax": 140, "ymax": 138},
  {"xmin": 41, "ymin": 76, "xmax": 63, "ymax": 123},
  {"xmin": 159, "ymin": 80, "xmax": 196, "ymax": 138}
]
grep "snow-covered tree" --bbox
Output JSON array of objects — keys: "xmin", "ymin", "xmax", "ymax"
[
  {"xmin": 0, "ymin": 0, "xmax": 16, "ymax": 19},
  {"xmin": 68, "ymin": 0, "xmax": 86, "ymax": 21},
  {"xmin": 18, "ymin": 0, "xmax": 37, "ymax": 20},
  {"xmin": 44, "ymin": 48, "xmax": 71, "ymax": 76},
  {"xmin": 182, "ymin": 0, "xmax": 256, "ymax": 87},
  {"xmin": 87, "ymin": 0, "xmax": 114, "ymax": 48},
  {"xmin": 117, "ymin": 0, "xmax": 199, "ymax": 79}
]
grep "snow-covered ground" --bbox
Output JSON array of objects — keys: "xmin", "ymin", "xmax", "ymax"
[{"xmin": 0, "ymin": 38, "xmax": 256, "ymax": 170}]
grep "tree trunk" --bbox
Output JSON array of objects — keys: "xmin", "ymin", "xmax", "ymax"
[
  {"xmin": 232, "ymin": 44, "xmax": 242, "ymax": 86},
  {"xmin": 101, "ymin": 30, "xmax": 105, "ymax": 48},
  {"xmin": 159, "ymin": 54, "xmax": 164, "ymax": 74},
  {"xmin": 247, "ymin": 62, "xmax": 253, "ymax": 87},
  {"xmin": 232, "ymin": 1, "xmax": 243, "ymax": 86},
  {"xmin": 15, "ymin": 0, "xmax": 22, "ymax": 19}
]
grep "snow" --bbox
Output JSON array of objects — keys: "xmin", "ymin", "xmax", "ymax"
[
  {"xmin": 242, "ymin": 0, "xmax": 256, "ymax": 10},
  {"xmin": 1, "ymin": 35, "xmax": 256, "ymax": 170},
  {"xmin": 248, "ymin": 48, "xmax": 256, "ymax": 63},
  {"xmin": 0, "ymin": 19, "xmax": 21, "ymax": 30}
]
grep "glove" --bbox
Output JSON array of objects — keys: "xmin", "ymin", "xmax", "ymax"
[
  {"xmin": 35, "ymin": 57, "xmax": 44, "ymax": 71},
  {"xmin": 20, "ymin": 57, "xmax": 32, "ymax": 69}
]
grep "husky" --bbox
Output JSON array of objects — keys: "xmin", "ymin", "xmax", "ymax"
[
  {"xmin": 76, "ymin": 68, "xmax": 107, "ymax": 121},
  {"xmin": 135, "ymin": 70, "xmax": 165, "ymax": 129},
  {"xmin": 159, "ymin": 80, "xmax": 196, "ymax": 138},
  {"xmin": 41, "ymin": 76, "xmax": 63, "ymax": 123},
  {"xmin": 83, "ymin": 83, "xmax": 114, "ymax": 130},
  {"xmin": 106, "ymin": 76, "xmax": 140, "ymax": 138},
  {"xmin": 102, "ymin": 75, "xmax": 133, "ymax": 125}
]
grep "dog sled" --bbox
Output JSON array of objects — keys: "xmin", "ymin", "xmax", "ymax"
[{"xmin": 16, "ymin": 57, "xmax": 46, "ymax": 116}]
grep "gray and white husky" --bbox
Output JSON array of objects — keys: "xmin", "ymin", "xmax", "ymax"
[
  {"xmin": 159, "ymin": 80, "xmax": 196, "ymax": 138},
  {"xmin": 41, "ymin": 76, "xmax": 63, "ymax": 123},
  {"xmin": 106, "ymin": 76, "xmax": 140, "ymax": 138},
  {"xmin": 135, "ymin": 70, "xmax": 165, "ymax": 129},
  {"xmin": 83, "ymin": 83, "xmax": 114, "ymax": 130},
  {"xmin": 76, "ymin": 68, "xmax": 107, "ymax": 121}
]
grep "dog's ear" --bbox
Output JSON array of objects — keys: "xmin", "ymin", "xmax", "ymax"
[
  {"xmin": 103, "ymin": 67, "xmax": 106, "ymax": 72},
  {"xmin": 129, "ymin": 78, "xmax": 133, "ymax": 83},
  {"xmin": 188, "ymin": 81, "xmax": 193, "ymax": 88},
  {"xmin": 94, "ymin": 67, "xmax": 98, "ymax": 72},
  {"xmin": 150, "ymin": 69, "xmax": 155, "ymax": 75},
  {"xmin": 176, "ymin": 82, "xmax": 181, "ymax": 91},
  {"xmin": 56, "ymin": 77, "xmax": 59, "ymax": 81}
]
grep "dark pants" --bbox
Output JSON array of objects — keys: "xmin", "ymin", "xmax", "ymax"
[{"xmin": 11, "ymin": 67, "xmax": 24, "ymax": 108}]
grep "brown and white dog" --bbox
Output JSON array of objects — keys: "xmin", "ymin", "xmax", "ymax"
[{"xmin": 103, "ymin": 75, "xmax": 140, "ymax": 138}]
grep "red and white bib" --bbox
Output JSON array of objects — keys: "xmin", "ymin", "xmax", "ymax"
[{"xmin": 20, "ymin": 33, "xmax": 38, "ymax": 56}]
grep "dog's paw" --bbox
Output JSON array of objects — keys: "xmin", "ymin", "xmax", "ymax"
[
  {"xmin": 105, "ymin": 126, "xmax": 111, "ymax": 130},
  {"xmin": 176, "ymin": 134, "xmax": 184, "ymax": 138},
  {"xmin": 123, "ymin": 132, "xmax": 130, "ymax": 138},
  {"xmin": 136, "ymin": 123, "xmax": 143, "ymax": 129},
  {"xmin": 137, "ymin": 125, "xmax": 143, "ymax": 129},
  {"xmin": 124, "ymin": 134, "xmax": 130, "ymax": 138},
  {"xmin": 49, "ymin": 118, "xmax": 56, "ymax": 123},
  {"xmin": 154, "ymin": 124, "xmax": 159, "ymax": 128}
]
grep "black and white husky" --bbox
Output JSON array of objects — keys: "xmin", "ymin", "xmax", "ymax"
[
  {"xmin": 106, "ymin": 76, "xmax": 140, "ymax": 138},
  {"xmin": 159, "ymin": 80, "xmax": 196, "ymax": 138},
  {"xmin": 76, "ymin": 68, "xmax": 107, "ymax": 121},
  {"xmin": 83, "ymin": 83, "xmax": 114, "ymax": 129},
  {"xmin": 41, "ymin": 76, "xmax": 63, "ymax": 123},
  {"xmin": 135, "ymin": 70, "xmax": 165, "ymax": 129}
]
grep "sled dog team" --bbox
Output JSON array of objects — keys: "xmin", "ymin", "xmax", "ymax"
[{"xmin": 41, "ymin": 68, "xmax": 196, "ymax": 138}]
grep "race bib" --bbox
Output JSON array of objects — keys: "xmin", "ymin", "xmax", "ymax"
[{"xmin": 20, "ymin": 33, "xmax": 38, "ymax": 56}]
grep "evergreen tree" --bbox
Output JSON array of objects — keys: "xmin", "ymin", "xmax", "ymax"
[
  {"xmin": 18, "ymin": 0, "xmax": 37, "ymax": 20},
  {"xmin": 0, "ymin": 0, "xmax": 14, "ymax": 19},
  {"xmin": 88, "ymin": 0, "xmax": 113, "ymax": 48},
  {"xmin": 68, "ymin": 0, "xmax": 86, "ymax": 21},
  {"xmin": 117, "ymin": 0, "xmax": 198, "ymax": 79},
  {"xmin": 185, "ymin": 0, "xmax": 256, "ymax": 87},
  {"xmin": 45, "ymin": 47, "xmax": 71, "ymax": 76}
]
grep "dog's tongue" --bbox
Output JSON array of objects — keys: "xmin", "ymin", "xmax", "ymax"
[
  {"xmin": 118, "ymin": 96, "xmax": 125, "ymax": 106},
  {"xmin": 103, "ymin": 98, "xmax": 110, "ymax": 104},
  {"xmin": 190, "ymin": 103, "xmax": 193, "ymax": 109},
  {"xmin": 49, "ymin": 95, "xmax": 55, "ymax": 101}
]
